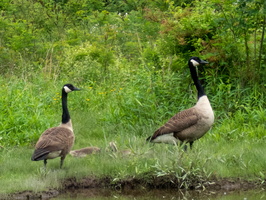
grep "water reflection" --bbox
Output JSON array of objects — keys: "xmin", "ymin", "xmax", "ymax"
[{"xmin": 53, "ymin": 188, "xmax": 266, "ymax": 200}]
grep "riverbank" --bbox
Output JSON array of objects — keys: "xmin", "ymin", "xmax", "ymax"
[
  {"xmin": 0, "ymin": 135, "xmax": 265, "ymax": 198},
  {"xmin": 4, "ymin": 176, "xmax": 266, "ymax": 200}
]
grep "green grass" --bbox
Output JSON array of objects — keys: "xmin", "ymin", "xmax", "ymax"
[
  {"xmin": 0, "ymin": 75, "xmax": 265, "ymax": 195},
  {"xmin": 1, "ymin": 108, "xmax": 265, "ymax": 194}
]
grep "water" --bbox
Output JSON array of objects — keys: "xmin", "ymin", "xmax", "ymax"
[{"xmin": 53, "ymin": 188, "xmax": 266, "ymax": 200}]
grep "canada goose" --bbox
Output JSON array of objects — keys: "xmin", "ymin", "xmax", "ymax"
[
  {"xmin": 31, "ymin": 84, "xmax": 80, "ymax": 168},
  {"xmin": 108, "ymin": 142, "xmax": 132, "ymax": 157},
  {"xmin": 147, "ymin": 57, "xmax": 214, "ymax": 149},
  {"xmin": 70, "ymin": 147, "xmax": 101, "ymax": 157}
]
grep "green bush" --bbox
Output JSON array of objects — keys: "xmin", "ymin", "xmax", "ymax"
[{"xmin": 0, "ymin": 0, "xmax": 264, "ymax": 149}]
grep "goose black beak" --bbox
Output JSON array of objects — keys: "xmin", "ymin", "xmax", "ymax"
[
  {"xmin": 74, "ymin": 87, "xmax": 81, "ymax": 91},
  {"xmin": 200, "ymin": 59, "xmax": 208, "ymax": 64}
]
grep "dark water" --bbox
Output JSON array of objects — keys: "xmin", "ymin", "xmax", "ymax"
[{"xmin": 53, "ymin": 189, "xmax": 266, "ymax": 200}]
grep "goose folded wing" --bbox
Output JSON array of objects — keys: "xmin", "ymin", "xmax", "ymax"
[
  {"xmin": 31, "ymin": 128, "xmax": 72, "ymax": 161},
  {"xmin": 150, "ymin": 108, "xmax": 199, "ymax": 140},
  {"xmin": 31, "ymin": 138, "xmax": 64, "ymax": 161}
]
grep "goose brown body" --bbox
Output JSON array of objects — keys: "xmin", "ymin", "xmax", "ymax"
[
  {"xmin": 31, "ymin": 84, "xmax": 80, "ymax": 168},
  {"xmin": 147, "ymin": 57, "xmax": 214, "ymax": 148},
  {"xmin": 149, "ymin": 96, "xmax": 214, "ymax": 144},
  {"xmin": 32, "ymin": 125, "xmax": 74, "ymax": 161}
]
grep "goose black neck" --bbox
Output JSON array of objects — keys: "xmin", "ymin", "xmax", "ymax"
[
  {"xmin": 189, "ymin": 63, "xmax": 206, "ymax": 99},
  {"xmin": 61, "ymin": 89, "xmax": 70, "ymax": 124}
]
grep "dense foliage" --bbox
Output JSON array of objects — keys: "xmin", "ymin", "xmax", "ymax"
[{"xmin": 0, "ymin": 0, "xmax": 265, "ymax": 147}]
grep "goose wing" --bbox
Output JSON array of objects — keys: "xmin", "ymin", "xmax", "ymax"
[
  {"xmin": 31, "ymin": 127, "xmax": 74, "ymax": 161},
  {"xmin": 148, "ymin": 107, "xmax": 198, "ymax": 141}
]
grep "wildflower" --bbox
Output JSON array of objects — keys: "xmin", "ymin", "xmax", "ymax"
[{"xmin": 98, "ymin": 92, "xmax": 107, "ymax": 95}]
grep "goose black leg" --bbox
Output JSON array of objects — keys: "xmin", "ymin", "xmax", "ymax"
[
  {"xmin": 183, "ymin": 142, "xmax": 188, "ymax": 151},
  {"xmin": 183, "ymin": 141, "xmax": 194, "ymax": 151},
  {"xmin": 189, "ymin": 141, "xmax": 194, "ymax": 150},
  {"xmin": 44, "ymin": 159, "xmax": 47, "ymax": 168},
  {"xmin": 60, "ymin": 157, "xmax": 65, "ymax": 168}
]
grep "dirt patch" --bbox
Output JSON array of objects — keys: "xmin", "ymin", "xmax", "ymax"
[
  {"xmin": 3, "ymin": 189, "xmax": 59, "ymax": 200},
  {"xmin": 63, "ymin": 175, "xmax": 265, "ymax": 191},
  {"xmin": 63, "ymin": 176, "xmax": 112, "ymax": 189},
  {"xmin": 4, "ymin": 176, "xmax": 265, "ymax": 200},
  {"xmin": 201, "ymin": 177, "xmax": 263, "ymax": 191}
]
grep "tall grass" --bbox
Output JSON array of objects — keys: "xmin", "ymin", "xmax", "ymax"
[
  {"xmin": 1, "ymin": 116, "xmax": 265, "ymax": 194},
  {"xmin": 0, "ymin": 52, "xmax": 265, "ymax": 195}
]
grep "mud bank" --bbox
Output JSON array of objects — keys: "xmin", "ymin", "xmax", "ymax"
[
  {"xmin": 63, "ymin": 176, "xmax": 265, "ymax": 191},
  {"xmin": 4, "ymin": 176, "xmax": 266, "ymax": 200}
]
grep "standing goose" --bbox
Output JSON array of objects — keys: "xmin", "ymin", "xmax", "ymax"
[
  {"xmin": 147, "ymin": 57, "xmax": 214, "ymax": 149},
  {"xmin": 31, "ymin": 84, "xmax": 80, "ymax": 168}
]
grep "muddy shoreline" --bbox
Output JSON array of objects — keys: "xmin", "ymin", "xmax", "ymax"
[{"xmin": 3, "ymin": 176, "xmax": 266, "ymax": 199}]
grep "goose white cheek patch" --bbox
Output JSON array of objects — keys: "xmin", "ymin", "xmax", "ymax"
[
  {"xmin": 64, "ymin": 86, "xmax": 72, "ymax": 93},
  {"xmin": 190, "ymin": 59, "xmax": 200, "ymax": 66}
]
